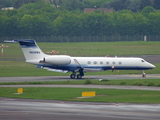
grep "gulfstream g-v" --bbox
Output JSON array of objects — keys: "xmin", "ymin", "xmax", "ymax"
[{"xmin": 10, "ymin": 39, "xmax": 155, "ymax": 79}]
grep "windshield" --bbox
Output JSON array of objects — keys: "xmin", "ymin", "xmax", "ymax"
[{"xmin": 141, "ymin": 59, "xmax": 145, "ymax": 62}]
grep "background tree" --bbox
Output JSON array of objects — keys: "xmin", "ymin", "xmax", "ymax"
[
  {"xmin": 106, "ymin": 0, "xmax": 131, "ymax": 11},
  {"xmin": 13, "ymin": 0, "xmax": 40, "ymax": 9},
  {"xmin": 148, "ymin": 11, "xmax": 160, "ymax": 34},
  {"xmin": 134, "ymin": 13, "xmax": 149, "ymax": 35},
  {"xmin": 1, "ymin": 0, "xmax": 160, "ymax": 37},
  {"xmin": 102, "ymin": 13, "xmax": 115, "ymax": 35},
  {"xmin": 127, "ymin": 0, "xmax": 141, "ymax": 12},
  {"xmin": 0, "ymin": 0, "xmax": 17, "ymax": 9},
  {"xmin": 153, "ymin": 0, "xmax": 160, "ymax": 9},
  {"xmin": 0, "ymin": 15, "xmax": 8, "ymax": 36},
  {"xmin": 139, "ymin": 0, "xmax": 152, "ymax": 10},
  {"xmin": 114, "ymin": 10, "xmax": 135, "ymax": 35},
  {"xmin": 141, "ymin": 6, "xmax": 154, "ymax": 17}
]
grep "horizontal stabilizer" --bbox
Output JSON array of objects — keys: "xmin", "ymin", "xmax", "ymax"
[
  {"xmin": 4, "ymin": 40, "xmax": 34, "ymax": 43},
  {"xmin": 4, "ymin": 40, "xmax": 16, "ymax": 43}
]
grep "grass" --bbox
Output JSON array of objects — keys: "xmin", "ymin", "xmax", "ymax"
[
  {"xmin": 1, "ymin": 41, "xmax": 160, "ymax": 59},
  {"xmin": 0, "ymin": 79, "xmax": 160, "ymax": 87},
  {"xmin": 97, "ymin": 79, "xmax": 160, "ymax": 87},
  {"xmin": 0, "ymin": 61, "xmax": 67, "ymax": 77},
  {"xmin": 0, "ymin": 87, "xmax": 160, "ymax": 103}
]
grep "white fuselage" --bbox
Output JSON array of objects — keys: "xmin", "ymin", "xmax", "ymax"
[{"xmin": 29, "ymin": 56, "xmax": 155, "ymax": 72}]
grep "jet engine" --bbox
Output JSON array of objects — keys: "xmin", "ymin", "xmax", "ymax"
[{"xmin": 44, "ymin": 55, "xmax": 71, "ymax": 65}]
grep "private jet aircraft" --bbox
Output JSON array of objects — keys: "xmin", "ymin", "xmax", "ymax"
[{"xmin": 10, "ymin": 39, "xmax": 155, "ymax": 79}]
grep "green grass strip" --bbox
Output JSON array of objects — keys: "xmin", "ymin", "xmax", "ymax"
[
  {"xmin": 0, "ymin": 87, "xmax": 160, "ymax": 104},
  {"xmin": 0, "ymin": 79, "xmax": 160, "ymax": 87}
]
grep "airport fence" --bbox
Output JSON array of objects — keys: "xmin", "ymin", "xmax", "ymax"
[{"xmin": 0, "ymin": 35, "xmax": 160, "ymax": 43}]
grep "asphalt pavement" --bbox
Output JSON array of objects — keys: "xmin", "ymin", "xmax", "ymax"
[{"xmin": 0, "ymin": 97, "xmax": 160, "ymax": 120}]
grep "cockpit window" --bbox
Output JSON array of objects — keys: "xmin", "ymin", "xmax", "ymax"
[{"xmin": 141, "ymin": 60, "xmax": 145, "ymax": 62}]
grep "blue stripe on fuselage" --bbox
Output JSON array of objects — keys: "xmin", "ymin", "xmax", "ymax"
[{"xmin": 37, "ymin": 64, "xmax": 152, "ymax": 71}]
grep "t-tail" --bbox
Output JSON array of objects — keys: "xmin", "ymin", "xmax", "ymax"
[{"xmin": 13, "ymin": 39, "xmax": 48, "ymax": 62}]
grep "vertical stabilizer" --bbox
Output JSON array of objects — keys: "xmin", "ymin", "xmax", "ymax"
[{"xmin": 14, "ymin": 39, "xmax": 47, "ymax": 61}]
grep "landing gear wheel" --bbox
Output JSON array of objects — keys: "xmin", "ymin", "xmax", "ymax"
[
  {"xmin": 70, "ymin": 74, "xmax": 76, "ymax": 79},
  {"xmin": 142, "ymin": 73, "xmax": 146, "ymax": 78},
  {"xmin": 77, "ymin": 74, "xmax": 82, "ymax": 79}
]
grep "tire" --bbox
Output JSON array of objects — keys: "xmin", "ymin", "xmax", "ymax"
[
  {"xmin": 142, "ymin": 74, "xmax": 146, "ymax": 78},
  {"xmin": 77, "ymin": 74, "xmax": 82, "ymax": 79},
  {"xmin": 70, "ymin": 74, "xmax": 76, "ymax": 79}
]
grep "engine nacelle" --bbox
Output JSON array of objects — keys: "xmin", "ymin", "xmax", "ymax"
[{"xmin": 44, "ymin": 55, "xmax": 71, "ymax": 65}]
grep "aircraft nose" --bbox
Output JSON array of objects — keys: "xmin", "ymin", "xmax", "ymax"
[{"xmin": 149, "ymin": 63, "xmax": 156, "ymax": 69}]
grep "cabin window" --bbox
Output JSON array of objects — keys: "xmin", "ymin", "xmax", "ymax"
[
  {"xmin": 94, "ymin": 61, "xmax": 97, "ymax": 64},
  {"xmin": 100, "ymin": 61, "xmax": 103, "ymax": 64},
  {"xmin": 87, "ymin": 61, "xmax": 91, "ymax": 64},
  {"xmin": 113, "ymin": 62, "xmax": 115, "ymax": 65},
  {"xmin": 106, "ymin": 61, "xmax": 109, "ymax": 64},
  {"xmin": 119, "ymin": 62, "xmax": 122, "ymax": 65}
]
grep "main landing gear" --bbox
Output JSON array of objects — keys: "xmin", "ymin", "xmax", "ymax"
[
  {"xmin": 141, "ymin": 70, "xmax": 146, "ymax": 78},
  {"xmin": 70, "ymin": 73, "xmax": 83, "ymax": 79},
  {"xmin": 70, "ymin": 69, "xmax": 84, "ymax": 79},
  {"xmin": 71, "ymin": 59, "xmax": 84, "ymax": 79}
]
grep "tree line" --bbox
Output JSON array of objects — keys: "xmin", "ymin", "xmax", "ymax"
[{"xmin": 0, "ymin": 0, "xmax": 160, "ymax": 37}]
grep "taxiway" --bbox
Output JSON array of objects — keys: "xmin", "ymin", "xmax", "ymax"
[
  {"xmin": 0, "ymin": 74, "xmax": 160, "ymax": 83},
  {"xmin": 0, "ymin": 97, "xmax": 160, "ymax": 120}
]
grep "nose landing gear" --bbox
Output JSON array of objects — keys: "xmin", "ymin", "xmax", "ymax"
[{"xmin": 142, "ymin": 70, "xmax": 146, "ymax": 78}]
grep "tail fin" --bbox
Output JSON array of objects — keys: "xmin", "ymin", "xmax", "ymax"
[{"xmin": 14, "ymin": 39, "xmax": 47, "ymax": 61}]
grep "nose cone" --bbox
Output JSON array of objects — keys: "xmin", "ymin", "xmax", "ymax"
[{"xmin": 149, "ymin": 63, "xmax": 156, "ymax": 69}]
